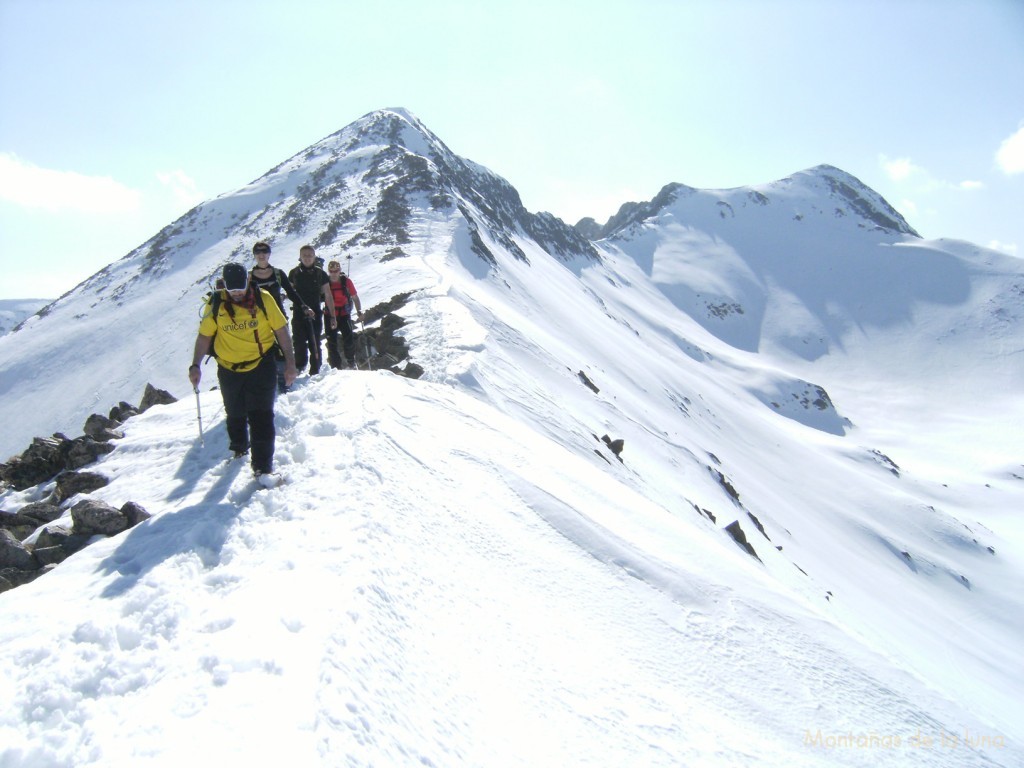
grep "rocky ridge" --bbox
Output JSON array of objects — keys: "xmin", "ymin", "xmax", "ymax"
[{"xmin": 0, "ymin": 385, "xmax": 174, "ymax": 593}]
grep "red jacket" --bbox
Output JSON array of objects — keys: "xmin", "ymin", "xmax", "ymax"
[{"xmin": 328, "ymin": 276, "xmax": 357, "ymax": 317}]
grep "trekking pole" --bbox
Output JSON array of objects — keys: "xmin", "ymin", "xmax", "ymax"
[
  {"xmin": 361, "ymin": 320, "xmax": 373, "ymax": 371},
  {"xmin": 194, "ymin": 387, "xmax": 205, "ymax": 446},
  {"xmin": 307, "ymin": 314, "xmax": 323, "ymax": 372}
]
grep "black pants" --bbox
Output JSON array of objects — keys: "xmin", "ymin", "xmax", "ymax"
[
  {"xmin": 292, "ymin": 313, "xmax": 324, "ymax": 374},
  {"xmin": 326, "ymin": 315, "xmax": 356, "ymax": 368},
  {"xmin": 217, "ymin": 354, "xmax": 278, "ymax": 473}
]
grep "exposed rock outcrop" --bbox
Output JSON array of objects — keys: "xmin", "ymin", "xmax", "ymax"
[
  {"xmin": 353, "ymin": 293, "xmax": 422, "ymax": 379},
  {"xmin": 1, "ymin": 384, "xmax": 176, "ymax": 491},
  {"xmin": 0, "ymin": 499, "xmax": 151, "ymax": 593},
  {"xmin": 0, "ymin": 385, "xmax": 170, "ymax": 593}
]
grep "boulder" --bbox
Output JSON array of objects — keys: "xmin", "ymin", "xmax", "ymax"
[
  {"xmin": 33, "ymin": 545, "xmax": 70, "ymax": 567},
  {"xmin": 109, "ymin": 401, "xmax": 140, "ymax": 422},
  {"xmin": 53, "ymin": 471, "xmax": 109, "ymax": 504},
  {"xmin": 65, "ymin": 436, "xmax": 116, "ymax": 469},
  {"xmin": 70, "ymin": 499, "xmax": 130, "ymax": 537},
  {"xmin": 402, "ymin": 362, "xmax": 425, "ymax": 380},
  {"xmin": 139, "ymin": 383, "xmax": 176, "ymax": 412},
  {"xmin": 0, "ymin": 501, "xmax": 64, "ymax": 541},
  {"xmin": 0, "ymin": 529, "xmax": 38, "ymax": 570},
  {"xmin": 17, "ymin": 501, "xmax": 64, "ymax": 526},
  {"xmin": 121, "ymin": 501, "xmax": 152, "ymax": 527},
  {"xmin": 368, "ymin": 313, "xmax": 411, "ymax": 365},
  {"xmin": 0, "ymin": 567, "xmax": 44, "ymax": 593},
  {"xmin": 362, "ymin": 291, "xmax": 413, "ymax": 325},
  {"xmin": 83, "ymin": 413, "xmax": 125, "ymax": 442},
  {"xmin": 0, "ymin": 435, "xmax": 70, "ymax": 490},
  {"xmin": 0, "ymin": 515, "xmax": 37, "ymax": 541},
  {"xmin": 34, "ymin": 524, "xmax": 91, "ymax": 556}
]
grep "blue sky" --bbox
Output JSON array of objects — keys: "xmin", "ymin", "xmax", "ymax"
[{"xmin": 1, "ymin": 0, "xmax": 1022, "ymax": 300}]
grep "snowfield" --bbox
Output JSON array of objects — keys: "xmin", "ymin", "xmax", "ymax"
[
  {"xmin": 1, "ymin": 371, "xmax": 1019, "ymax": 767},
  {"xmin": 1, "ymin": 109, "xmax": 1021, "ymax": 766}
]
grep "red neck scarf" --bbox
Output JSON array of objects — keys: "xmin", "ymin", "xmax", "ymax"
[{"xmin": 227, "ymin": 288, "xmax": 256, "ymax": 312}]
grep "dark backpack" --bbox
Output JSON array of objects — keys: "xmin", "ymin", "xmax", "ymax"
[{"xmin": 331, "ymin": 274, "xmax": 352, "ymax": 315}]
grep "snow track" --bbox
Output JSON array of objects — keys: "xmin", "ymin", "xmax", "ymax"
[{"xmin": 4, "ymin": 374, "xmax": 1015, "ymax": 766}]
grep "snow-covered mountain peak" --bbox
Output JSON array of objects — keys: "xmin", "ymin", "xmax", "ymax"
[
  {"xmin": 777, "ymin": 163, "xmax": 920, "ymax": 236},
  {"xmin": 1, "ymin": 108, "xmax": 1022, "ymax": 765},
  {"xmin": 593, "ymin": 163, "xmax": 917, "ymax": 244},
  {"xmin": 358, "ymin": 107, "xmax": 454, "ymax": 159}
]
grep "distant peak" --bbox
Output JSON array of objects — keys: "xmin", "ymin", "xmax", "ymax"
[
  {"xmin": 342, "ymin": 107, "xmax": 454, "ymax": 161},
  {"xmin": 375, "ymin": 106, "xmax": 420, "ymax": 121},
  {"xmin": 357, "ymin": 107, "xmax": 425, "ymax": 135},
  {"xmin": 788, "ymin": 165, "xmax": 919, "ymax": 237},
  {"xmin": 593, "ymin": 164, "xmax": 918, "ymax": 241}
]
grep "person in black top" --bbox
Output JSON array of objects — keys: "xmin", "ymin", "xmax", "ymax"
[
  {"xmin": 250, "ymin": 241, "xmax": 305, "ymax": 314},
  {"xmin": 249, "ymin": 241, "xmax": 309, "ymax": 392},
  {"xmin": 288, "ymin": 245, "xmax": 336, "ymax": 375}
]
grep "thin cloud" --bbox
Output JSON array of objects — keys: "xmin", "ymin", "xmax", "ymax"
[
  {"xmin": 880, "ymin": 155, "xmax": 984, "ymax": 192},
  {"xmin": 0, "ymin": 153, "xmax": 141, "ymax": 213},
  {"xmin": 881, "ymin": 156, "xmax": 921, "ymax": 182},
  {"xmin": 996, "ymin": 125, "xmax": 1024, "ymax": 175},
  {"xmin": 899, "ymin": 198, "xmax": 919, "ymax": 217},
  {"xmin": 157, "ymin": 169, "xmax": 205, "ymax": 210}
]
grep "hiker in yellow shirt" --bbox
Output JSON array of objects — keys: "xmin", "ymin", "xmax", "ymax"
[{"xmin": 188, "ymin": 263, "xmax": 297, "ymax": 483}]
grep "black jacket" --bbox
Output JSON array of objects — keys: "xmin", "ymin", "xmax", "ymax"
[
  {"xmin": 250, "ymin": 266, "xmax": 304, "ymax": 317},
  {"xmin": 288, "ymin": 264, "xmax": 330, "ymax": 314}
]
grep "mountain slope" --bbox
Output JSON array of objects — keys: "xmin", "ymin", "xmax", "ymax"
[
  {"xmin": 1, "ymin": 373, "xmax": 1019, "ymax": 767},
  {"xmin": 0, "ymin": 299, "xmax": 51, "ymax": 337},
  {"xmin": 0, "ymin": 108, "xmax": 593, "ymax": 461},
  {"xmin": 1, "ymin": 108, "xmax": 1022, "ymax": 764}
]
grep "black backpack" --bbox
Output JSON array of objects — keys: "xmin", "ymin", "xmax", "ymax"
[{"xmin": 332, "ymin": 274, "xmax": 352, "ymax": 315}]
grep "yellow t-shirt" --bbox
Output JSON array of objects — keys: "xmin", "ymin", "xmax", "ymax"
[{"xmin": 199, "ymin": 289, "xmax": 287, "ymax": 372}]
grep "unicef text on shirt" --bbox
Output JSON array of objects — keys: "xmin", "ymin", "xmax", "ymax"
[{"xmin": 223, "ymin": 319, "xmax": 260, "ymax": 332}]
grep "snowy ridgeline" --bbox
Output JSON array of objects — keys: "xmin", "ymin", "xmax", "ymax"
[
  {"xmin": 0, "ymin": 108, "xmax": 1022, "ymax": 766},
  {"xmin": 0, "ymin": 372, "xmax": 1020, "ymax": 767},
  {"xmin": 0, "ymin": 299, "xmax": 50, "ymax": 337}
]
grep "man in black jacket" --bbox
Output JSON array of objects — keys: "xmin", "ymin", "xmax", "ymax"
[
  {"xmin": 249, "ymin": 241, "xmax": 308, "ymax": 392},
  {"xmin": 288, "ymin": 245, "xmax": 336, "ymax": 375}
]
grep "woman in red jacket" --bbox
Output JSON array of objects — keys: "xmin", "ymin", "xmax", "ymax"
[{"xmin": 325, "ymin": 259, "xmax": 364, "ymax": 369}]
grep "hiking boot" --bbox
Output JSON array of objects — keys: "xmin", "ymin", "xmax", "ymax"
[
  {"xmin": 253, "ymin": 470, "xmax": 283, "ymax": 489},
  {"xmin": 230, "ymin": 444, "xmax": 250, "ymax": 459}
]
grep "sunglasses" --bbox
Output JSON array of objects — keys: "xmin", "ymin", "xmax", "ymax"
[{"xmin": 253, "ymin": 247, "xmax": 271, "ymax": 255}]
